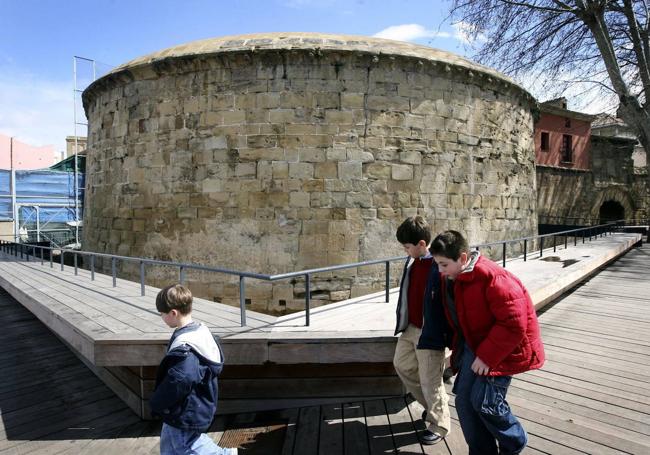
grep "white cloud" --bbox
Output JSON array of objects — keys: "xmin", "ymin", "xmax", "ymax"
[
  {"xmin": 451, "ymin": 21, "xmax": 487, "ymax": 45},
  {"xmin": 0, "ymin": 69, "xmax": 76, "ymax": 153},
  {"xmin": 373, "ymin": 24, "xmax": 451, "ymax": 42}
]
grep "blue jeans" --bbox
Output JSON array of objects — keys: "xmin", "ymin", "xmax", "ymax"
[
  {"xmin": 452, "ymin": 346, "xmax": 527, "ymax": 455},
  {"xmin": 160, "ymin": 423, "xmax": 230, "ymax": 455}
]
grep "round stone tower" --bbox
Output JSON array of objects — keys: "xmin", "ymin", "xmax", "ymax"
[{"xmin": 82, "ymin": 33, "xmax": 538, "ymax": 313}]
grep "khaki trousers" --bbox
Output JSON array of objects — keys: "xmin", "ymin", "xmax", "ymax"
[{"xmin": 393, "ymin": 324, "xmax": 451, "ymax": 437}]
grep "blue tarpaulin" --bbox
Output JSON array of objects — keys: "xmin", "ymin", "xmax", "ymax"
[{"xmin": 0, "ymin": 169, "xmax": 84, "ymax": 221}]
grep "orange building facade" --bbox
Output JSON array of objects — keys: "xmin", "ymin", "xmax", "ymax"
[{"xmin": 534, "ymin": 99, "xmax": 595, "ymax": 170}]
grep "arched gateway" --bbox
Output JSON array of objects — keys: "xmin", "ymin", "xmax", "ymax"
[{"xmin": 599, "ymin": 200, "xmax": 626, "ymax": 223}]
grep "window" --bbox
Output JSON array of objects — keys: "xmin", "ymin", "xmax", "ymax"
[
  {"xmin": 565, "ymin": 118, "xmax": 571, "ymax": 128},
  {"xmin": 560, "ymin": 134, "xmax": 573, "ymax": 163},
  {"xmin": 540, "ymin": 132, "xmax": 550, "ymax": 151}
]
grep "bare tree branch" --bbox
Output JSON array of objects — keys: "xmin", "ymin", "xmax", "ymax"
[{"xmin": 450, "ymin": 0, "xmax": 650, "ymax": 181}]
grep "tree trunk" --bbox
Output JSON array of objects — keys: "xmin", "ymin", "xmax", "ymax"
[{"xmin": 617, "ymin": 100, "xmax": 650, "ymax": 222}]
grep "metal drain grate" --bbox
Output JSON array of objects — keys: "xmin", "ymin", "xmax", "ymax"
[{"xmin": 219, "ymin": 423, "xmax": 287, "ymax": 453}]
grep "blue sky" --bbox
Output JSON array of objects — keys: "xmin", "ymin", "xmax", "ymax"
[{"xmin": 0, "ymin": 0, "xmax": 475, "ymax": 152}]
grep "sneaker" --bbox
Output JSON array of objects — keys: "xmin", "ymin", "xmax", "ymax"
[
  {"xmin": 224, "ymin": 448, "xmax": 238, "ymax": 455},
  {"xmin": 420, "ymin": 429, "xmax": 442, "ymax": 445}
]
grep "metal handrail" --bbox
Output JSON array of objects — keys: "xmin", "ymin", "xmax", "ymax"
[{"xmin": 0, "ymin": 219, "xmax": 633, "ymax": 328}]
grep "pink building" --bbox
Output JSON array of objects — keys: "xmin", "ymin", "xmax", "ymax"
[
  {"xmin": 0, "ymin": 134, "xmax": 58, "ymax": 170},
  {"xmin": 534, "ymin": 98, "xmax": 595, "ymax": 170}
]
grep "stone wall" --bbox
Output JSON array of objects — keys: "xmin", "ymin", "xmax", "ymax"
[
  {"xmin": 537, "ymin": 135, "xmax": 648, "ymax": 225},
  {"xmin": 82, "ymin": 34, "xmax": 538, "ymax": 313}
]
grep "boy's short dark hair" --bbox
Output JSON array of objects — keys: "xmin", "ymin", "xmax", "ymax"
[
  {"xmin": 396, "ymin": 216, "xmax": 432, "ymax": 245},
  {"xmin": 156, "ymin": 284, "xmax": 193, "ymax": 315},
  {"xmin": 430, "ymin": 230, "xmax": 469, "ymax": 260}
]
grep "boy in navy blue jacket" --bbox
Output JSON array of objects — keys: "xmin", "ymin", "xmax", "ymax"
[
  {"xmin": 151, "ymin": 284, "xmax": 237, "ymax": 455},
  {"xmin": 394, "ymin": 216, "xmax": 451, "ymax": 445}
]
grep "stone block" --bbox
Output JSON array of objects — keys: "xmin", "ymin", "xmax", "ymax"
[
  {"xmin": 338, "ymin": 161, "xmax": 363, "ymax": 180},
  {"xmin": 289, "ymin": 163, "xmax": 314, "ymax": 179},
  {"xmin": 345, "ymin": 192, "xmax": 373, "ymax": 208},
  {"xmin": 247, "ymin": 135, "xmax": 278, "ymax": 148},
  {"xmin": 347, "ymin": 149, "xmax": 375, "ymax": 163},
  {"xmin": 367, "ymin": 95, "xmax": 410, "ymax": 111},
  {"xmin": 330, "ymin": 290, "xmax": 351, "ymax": 301},
  {"xmin": 392, "ymin": 164, "xmax": 414, "ymax": 181},
  {"xmin": 378, "ymin": 208, "xmax": 398, "ymax": 219},
  {"xmin": 272, "ymin": 162, "xmax": 289, "ymax": 179},
  {"xmin": 364, "ymin": 162, "xmax": 391, "ymax": 180},
  {"xmin": 302, "ymin": 179, "xmax": 324, "ymax": 192},
  {"xmin": 269, "ymin": 109, "xmax": 296, "ymax": 123},
  {"xmin": 273, "ymin": 284, "xmax": 295, "ymax": 302},
  {"xmin": 299, "ymin": 148, "xmax": 327, "ymax": 162},
  {"xmin": 399, "ymin": 151, "xmax": 422, "ymax": 165},
  {"xmin": 235, "ymin": 163, "xmax": 257, "ymax": 178},
  {"xmin": 325, "ymin": 110, "xmax": 354, "ymax": 124},
  {"xmin": 289, "ymin": 192, "xmax": 311, "ymax": 207},
  {"xmin": 341, "ymin": 93, "xmax": 364, "ymax": 108},
  {"xmin": 315, "ymin": 162, "xmax": 338, "ymax": 179},
  {"xmin": 177, "ymin": 207, "xmax": 198, "ymax": 219}
]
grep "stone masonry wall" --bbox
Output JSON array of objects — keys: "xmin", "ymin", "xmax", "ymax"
[
  {"xmin": 82, "ymin": 39, "xmax": 537, "ymax": 313},
  {"xmin": 537, "ymin": 136, "xmax": 648, "ymax": 225}
]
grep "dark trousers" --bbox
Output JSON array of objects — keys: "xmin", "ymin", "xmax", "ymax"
[{"xmin": 453, "ymin": 346, "xmax": 527, "ymax": 455}]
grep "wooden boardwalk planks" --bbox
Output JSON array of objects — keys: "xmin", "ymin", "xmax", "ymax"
[{"xmin": 2, "ymin": 240, "xmax": 650, "ymax": 453}]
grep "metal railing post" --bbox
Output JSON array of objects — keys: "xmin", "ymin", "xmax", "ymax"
[
  {"xmin": 20, "ymin": 244, "xmax": 23, "ymax": 259},
  {"xmin": 502, "ymin": 242, "xmax": 506, "ymax": 267},
  {"xmin": 61, "ymin": 251, "xmax": 65, "ymax": 270},
  {"xmin": 91, "ymin": 255, "xmax": 95, "ymax": 280},
  {"xmin": 553, "ymin": 236, "xmax": 556, "ymax": 253},
  {"xmin": 305, "ymin": 274, "xmax": 311, "ymax": 326},
  {"xmin": 50, "ymin": 248, "xmax": 53, "ymax": 268},
  {"xmin": 385, "ymin": 261, "xmax": 390, "ymax": 303},
  {"xmin": 40, "ymin": 247, "xmax": 43, "ymax": 265},
  {"xmin": 523, "ymin": 239, "xmax": 527, "ymax": 262},
  {"xmin": 179, "ymin": 266, "xmax": 185, "ymax": 285},
  {"xmin": 111, "ymin": 257, "xmax": 117, "ymax": 287},
  {"xmin": 74, "ymin": 253, "xmax": 78, "ymax": 275},
  {"xmin": 140, "ymin": 261, "xmax": 145, "ymax": 296},
  {"xmin": 239, "ymin": 276, "xmax": 246, "ymax": 327},
  {"xmin": 539, "ymin": 237, "xmax": 544, "ymax": 258}
]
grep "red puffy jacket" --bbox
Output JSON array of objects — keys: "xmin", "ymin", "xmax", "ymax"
[{"xmin": 442, "ymin": 254, "xmax": 545, "ymax": 376}]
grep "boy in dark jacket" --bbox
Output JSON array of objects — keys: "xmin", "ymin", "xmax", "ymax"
[
  {"xmin": 431, "ymin": 231, "xmax": 545, "ymax": 455},
  {"xmin": 151, "ymin": 284, "xmax": 237, "ymax": 455},
  {"xmin": 393, "ymin": 216, "xmax": 451, "ymax": 445}
]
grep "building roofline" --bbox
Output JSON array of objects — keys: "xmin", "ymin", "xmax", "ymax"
[
  {"xmin": 539, "ymin": 104, "xmax": 597, "ymax": 122},
  {"xmin": 83, "ymin": 32, "xmax": 535, "ymax": 105}
]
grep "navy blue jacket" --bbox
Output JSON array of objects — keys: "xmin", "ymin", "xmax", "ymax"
[
  {"xmin": 394, "ymin": 256, "xmax": 450, "ymax": 350},
  {"xmin": 150, "ymin": 322, "xmax": 224, "ymax": 431}
]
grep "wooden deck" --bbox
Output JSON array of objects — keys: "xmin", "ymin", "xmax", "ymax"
[
  {"xmin": 0, "ymin": 232, "xmax": 643, "ymax": 419},
  {"xmin": 2, "ymin": 242, "xmax": 650, "ymax": 453}
]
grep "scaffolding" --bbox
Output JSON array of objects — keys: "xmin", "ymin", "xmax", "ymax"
[
  {"xmin": 0, "ymin": 167, "xmax": 84, "ymax": 247},
  {"xmin": 72, "ymin": 56, "xmax": 96, "ymax": 246},
  {"xmin": 0, "ymin": 57, "xmax": 106, "ymax": 247}
]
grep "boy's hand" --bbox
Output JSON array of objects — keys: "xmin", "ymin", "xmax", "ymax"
[{"xmin": 471, "ymin": 356, "xmax": 490, "ymax": 375}]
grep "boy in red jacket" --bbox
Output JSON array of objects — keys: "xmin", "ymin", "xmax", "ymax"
[{"xmin": 430, "ymin": 231, "xmax": 545, "ymax": 455}]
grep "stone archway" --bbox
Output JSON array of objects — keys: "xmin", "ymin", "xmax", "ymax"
[
  {"xmin": 599, "ymin": 200, "xmax": 625, "ymax": 223},
  {"xmin": 591, "ymin": 186, "xmax": 634, "ymax": 224}
]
